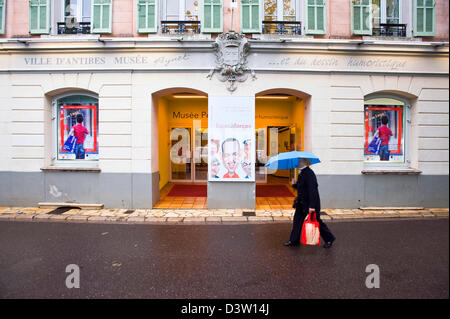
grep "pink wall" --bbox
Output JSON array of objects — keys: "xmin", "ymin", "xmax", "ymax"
[
  {"xmin": 111, "ymin": 0, "xmax": 135, "ymax": 37},
  {"xmin": 223, "ymin": 0, "xmax": 241, "ymax": 33},
  {"xmin": 0, "ymin": 0, "xmax": 447, "ymax": 41},
  {"xmin": 435, "ymin": 0, "xmax": 449, "ymax": 41},
  {"xmin": 328, "ymin": 0, "xmax": 352, "ymax": 39},
  {"xmin": 2, "ymin": 0, "xmax": 29, "ymax": 38}
]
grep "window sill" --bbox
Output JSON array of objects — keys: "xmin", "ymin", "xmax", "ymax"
[
  {"xmin": 361, "ymin": 168, "xmax": 422, "ymax": 175},
  {"xmin": 41, "ymin": 166, "xmax": 101, "ymax": 173}
]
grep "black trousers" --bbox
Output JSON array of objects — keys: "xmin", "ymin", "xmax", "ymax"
[{"xmin": 289, "ymin": 205, "xmax": 335, "ymax": 244}]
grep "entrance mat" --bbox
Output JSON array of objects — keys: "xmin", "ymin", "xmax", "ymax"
[
  {"xmin": 167, "ymin": 185, "xmax": 207, "ymax": 197},
  {"xmin": 256, "ymin": 185, "xmax": 295, "ymax": 197}
]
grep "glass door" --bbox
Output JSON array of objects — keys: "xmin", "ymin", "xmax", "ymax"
[
  {"xmin": 169, "ymin": 127, "xmax": 209, "ymax": 182},
  {"xmin": 170, "ymin": 127, "xmax": 192, "ymax": 181},
  {"xmin": 194, "ymin": 127, "xmax": 208, "ymax": 181}
]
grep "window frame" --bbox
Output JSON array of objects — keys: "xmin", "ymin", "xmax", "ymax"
[
  {"xmin": 137, "ymin": 0, "xmax": 158, "ymax": 33},
  {"xmin": 241, "ymin": 0, "xmax": 263, "ymax": 34},
  {"xmin": 263, "ymin": 0, "xmax": 298, "ymax": 22},
  {"xmin": 162, "ymin": 0, "xmax": 200, "ymax": 21},
  {"xmin": 52, "ymin": 92, "xmax": 99, "ymax": 165},
  {"xmin": 91, "ymin": 0, "xmax": 112, "ymax": 34},
  {"xmin": 0, "ymin": 0, "xmax": 5, "ymax": 35},
  {"xmin": 363, "ymin": 94, "xmax": 411, "ymax": 169},
  {"xmin": 304, "ymin": 0, "xmax": 326, "ymax": 35},
  {"xmin": 351, "ymin": 0, "xmax": 372, "ymax": 35},
  {"xmin": 30, "ymin": 0, "xmax": 51, "ymax": 34},
  {"xmin": 201, "ymin": 0, "xmax": 223, "ymax": 33},
  {"xmin": 413, "ymin": 0, "xmax": 435, "ymax": 37},
  {"xmin": 61, "ymin": 0, "xmax": 93, "ymax": 23},
  {"xmin": 373, "ymin": 0, "xmax": 402, "ymax": 25}
]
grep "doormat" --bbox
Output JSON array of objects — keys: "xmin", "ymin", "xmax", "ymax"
[
  {"xmin": 167, "ymin": 185, "xmax": 207, "ymax": 197},
  {"xmin": 256, "ymin": 185, "xmax": 295, "ymax": 197}
]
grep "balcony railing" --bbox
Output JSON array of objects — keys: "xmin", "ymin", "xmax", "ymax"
[
  {"xmin": 373, "ymin": 23, "xmax": 407, "ymax": 37},
  {"xmin": 262, "ymin": 20, "xmax": 302, "ymax": 35},
  {"xmin": 57, "ymin": 22, "xmax": 91, "ymax": 34},
  {"xmin": 161, "ymin": 20, "xmax": 201, "ymax": 34}
]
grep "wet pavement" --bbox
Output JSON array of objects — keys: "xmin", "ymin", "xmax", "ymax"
[{"xmin": 0, "ymin": 218, "xmax": 448, "ymax": 299}]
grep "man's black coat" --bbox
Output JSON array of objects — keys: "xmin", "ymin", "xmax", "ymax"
[{"xmin": 294, "ymin": 166, "xmax": 321, "ymax": 212}]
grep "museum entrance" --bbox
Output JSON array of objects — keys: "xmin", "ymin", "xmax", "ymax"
[
  {"xmin": 254, "ymin": 91, "xmax": 308, "ymax": 210},
  {"xmin": 154, "ymin": 90, "xmax": 208, "ymax": 209}
]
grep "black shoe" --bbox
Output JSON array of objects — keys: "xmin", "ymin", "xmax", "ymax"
[
  {"xmin": 284, "ymin": 241, "xmax": 299, "ymax": 247},
  {"xmin": 323, "ymin": 239, "xmax": 335, "ymax": 249}
]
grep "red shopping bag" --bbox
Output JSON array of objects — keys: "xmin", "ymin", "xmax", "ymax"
[{"xmin": 301, "ymin": 209, "xmax": 321, "ymax": 246}]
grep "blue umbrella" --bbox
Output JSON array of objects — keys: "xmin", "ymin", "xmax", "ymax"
[{"xmin": 264, "ymin": 151, "xmax": 321, "ymax": 170}]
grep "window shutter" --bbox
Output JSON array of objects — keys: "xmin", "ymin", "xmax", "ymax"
[
  {"xmin": 305, "ymin": 0, "xmax": 326, "ymax": 35},
  {"xmin": 0, "ymin": 0, "xmax": 5, "ymax": 35},
  {"xmin": 137, "ymin": 0, "xmax": 157, "ymax": 33},
  {"xmin": 414, "ymin": 0, "xmax": 435, "ymax": 36},
  {"xmin": 351, "ymin": 0, "xmax": 372, "ymax": 35},
  {"xmin": 203, "ymin": 0, "xmax": 222, "ymax": 33},
  {"xmin": 92, "ymin": 0, "xmax": 112, "ymax": 33},
  {"xmin": 241, "ymin": 0, "xmax": 261, "ymax": 33},
  {"xmin": 29, "ymin": 0, "xmax": 50, "ymax": 34}
]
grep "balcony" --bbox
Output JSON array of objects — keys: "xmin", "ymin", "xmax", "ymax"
[
  {"xmin": 57, "ymin": 22, "xmax": 91, "ymax": 35},
  {"xmin": 161, "ymin": 20, "xmax": 201, "ymax": 34},
  {"xmin": 262, "ymin": 21, "xmax": 302, "ymax": 36},
  {"xmin": 373, "ymin": 23, "xmax": 407, "ymax": 37}
]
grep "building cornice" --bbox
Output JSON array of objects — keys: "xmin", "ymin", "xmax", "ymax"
[{"xmin": 0, "ymin": 37, "xmax": 448, "ymax": 55}]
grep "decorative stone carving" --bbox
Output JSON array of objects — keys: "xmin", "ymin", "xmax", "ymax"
[{"xmin": 207, "ymin": 31, "xmax": 256, "ymax": 92}]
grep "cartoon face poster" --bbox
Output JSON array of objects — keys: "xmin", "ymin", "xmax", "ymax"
[{"xmin": 208, "ymin": 96, "xmax": 255, "ymax": 182}]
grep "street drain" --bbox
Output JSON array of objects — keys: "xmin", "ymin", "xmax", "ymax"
[
  {"xmin": 243, "ymin": 211, "xmax": 255, "ymax": 216},
  {"xmin": 48, "ymin": 207, "xmax": 81, "ymax": 215},
  {"xmin": 123, "ymin": 210, "xmax": 135, "ymax": 214}
]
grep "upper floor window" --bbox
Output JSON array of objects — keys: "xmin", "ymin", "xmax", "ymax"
[
  {"xmin": 351, "ymin": 0, "xmax": 435, "ymax": 38},
  {"xmin": 247, "ymin": 0, "xmax": 325, "ymax": 36},
  {"xmin": 58, "ymin": 0, "xmax": 92, "ymax": 34},
  {"xmin": 414, "ymin": 0, "xmax": 435, "ymax": 36},
  {"xmin": 31, "ymin": 0, "xmax": 111, "ymax": 35},
  {"xmin": 264, "ymin": 0, "xmax": 296, "ymax": 21},
  {"xmin": 372, "ymin": 0, "xmax": 405, "ymax": 36},
  {"xmin": 373, "ymin": 0, "xmax": 400, "ymax": 26},
  {"xmin": 0, "ymin": 0, "xmax": 6, "ymax": 35},
  {"xmin": 160, "ymin": 0, "xmax": 222, "ymax": 34},
  {"xmin": 163, "ymin": 0, "xmax": 200, "ymax": 20}
]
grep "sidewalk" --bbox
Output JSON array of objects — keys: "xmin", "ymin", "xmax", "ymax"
[{"xmin": 0, "ymin": 206, "xmax": 448, "ymax": 224}]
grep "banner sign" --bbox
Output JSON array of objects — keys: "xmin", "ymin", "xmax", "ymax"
[{"xmin": 208, "ymin": 96, "xmax": 255, "ymax": 182}]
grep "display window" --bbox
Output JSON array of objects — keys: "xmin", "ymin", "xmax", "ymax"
[
  {"xmin": 55, "ymin": 95, "xmax": 99, "ymax": 161},
  {"xmin": 364, "ymin": 99, "xmax": 405, "ymax": 163}
]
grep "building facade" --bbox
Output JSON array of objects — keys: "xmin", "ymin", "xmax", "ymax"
[{"xmin": 0, "ymin": 0, "xmax": 448, "ymax": 209}]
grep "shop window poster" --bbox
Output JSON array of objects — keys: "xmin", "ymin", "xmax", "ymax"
[
  {"xmin": 208, "ymin": 96, "xmax": 255, "ymax": 182},
  {"xmin": 364, "ymin": 105, "xmax": 404, "ymax": 163},
  {"xmin": 58, "ymin": 105, "xmax": 98, "ymax": 160}
]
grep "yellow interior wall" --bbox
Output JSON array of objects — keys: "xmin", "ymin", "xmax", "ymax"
[
  {"xmin": 255, "ymin": 99, "xmax": 293, "ymax": 128},
  {"xmin": 158, "ymin": 98, "xmax": 170, "ymax": 190},
  {"xmin": 167, "ymin": 99, "xmax": 208, "ymax": 127},
  {"xmin": 292, "ymin": 99, "xmax": 305, "ymax": 151}
]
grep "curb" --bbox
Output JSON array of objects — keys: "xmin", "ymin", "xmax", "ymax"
[{"xmin": 0, "ymin": 207, "xmax": 448, "ymax": 225}]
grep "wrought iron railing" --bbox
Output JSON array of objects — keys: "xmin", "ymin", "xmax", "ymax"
[
  {"xmin": 57, "ymin": 22, "xmax": 91, "ymax": 34},
  {"xmin": 161, "ymin": 20, "xmax": 201, "ymax": 34},
  {"xmin": 262, "ymin": 20, "xmax": 302, "ymax": 35},
  {"xmin": 373, "ymin": 23, "xmax": 407, "ymax": 37}
]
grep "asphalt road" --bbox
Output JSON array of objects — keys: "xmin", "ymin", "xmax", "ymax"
[{"xmin": 0, "ymin": 219, "xmax": 448, "ymax": 299}]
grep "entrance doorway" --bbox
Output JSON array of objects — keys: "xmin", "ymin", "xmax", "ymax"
[
  {"xmin": 254, "ymin": 92, "xmax": 308, "ymax": 209},
  {"xmin": 153, "ymin": 90, "xmax": 208, "ymax": 209}
]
